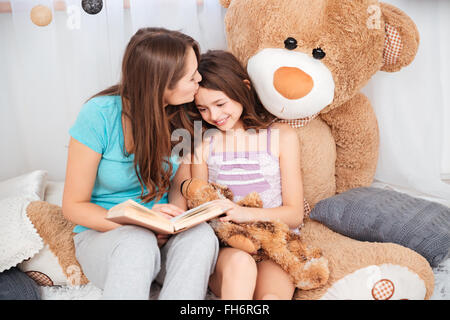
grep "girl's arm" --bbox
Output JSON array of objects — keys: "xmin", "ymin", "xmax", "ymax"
[
  {"xmin": 157, "ymin": 161, "xmax": 191, "ymax": 247},
  {"xmin": 220, "ymin": 124, "xmax": 304, "ymax": 229},
  {"xmin": 168, "ymin": 162, "xmax": 191, "ymax": 211},
  {"xmin": 191, "ymin": 136, "xmax": 210, "ymax": 181},
  {"xmin": 62, "ymin": 137, "xmax": 122, "ymax": 232},
  {"xmin": 63, "ymin": 138, "xmax": 186, "ymax": 233}
]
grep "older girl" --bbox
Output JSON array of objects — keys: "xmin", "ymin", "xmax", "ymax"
[{"xmin": 63, "ymin": 28, "xmax": 219, "ymax": 300}]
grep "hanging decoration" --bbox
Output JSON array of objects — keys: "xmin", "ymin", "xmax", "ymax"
[
  {"xmin": 81, "ymin": 0, "xmax": 103, "ymax": 15},
  {"xmin": 30, "ymin": 4, "xmax": 53, "ymax": 27},
  {"xmin": 196, "ymin": 0, "xmax": 204, "ymax": 14}
]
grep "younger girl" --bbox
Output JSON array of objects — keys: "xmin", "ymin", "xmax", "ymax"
[{"xmin": 190, "ymin": 50, "xmax": 306, "ymax": 300}]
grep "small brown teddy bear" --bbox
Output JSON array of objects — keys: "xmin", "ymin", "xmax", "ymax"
[{"xmin": 181, "ymin": 178, "xmax": 330, "ymax": 290}]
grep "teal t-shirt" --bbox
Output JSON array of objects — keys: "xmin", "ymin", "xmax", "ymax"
[{"xmin": 69, "ymin": 95, "xmax": 179, "ymax": 233}]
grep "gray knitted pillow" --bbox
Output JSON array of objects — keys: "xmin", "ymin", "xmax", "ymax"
[
  {"xmin": 0, "ymin": 267, "xmax": 41, "ymax": 300},
  {"xmin": 310, "ymin": 187, "xmax": 450, "ymax": 267}
]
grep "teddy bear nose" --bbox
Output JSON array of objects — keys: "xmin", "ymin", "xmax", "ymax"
[{"xmin": 273, "ymin": 66, "xmax": 314, "ymax": 100}]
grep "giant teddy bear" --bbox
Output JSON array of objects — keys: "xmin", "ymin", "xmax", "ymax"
[
  {"xmin": 12, "ymin": 0, "xmax": 435, "ymax": 300},
  {"xmin": 219, "ymin": 0, "xmax": 435, "ymax": 299}
]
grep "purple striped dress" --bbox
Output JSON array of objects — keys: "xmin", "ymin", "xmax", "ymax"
[{"xmin": 206, "ymin": 127, "xmax": 282, "ymax": 209}]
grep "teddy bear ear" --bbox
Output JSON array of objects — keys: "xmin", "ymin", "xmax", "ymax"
[
  {"xmin": 380, "ymin": 3, "xmax": 420, "ymax": 73},
  {"xmin": 219, "ymin": 0, "xmax": 232, "ymax": 8}
]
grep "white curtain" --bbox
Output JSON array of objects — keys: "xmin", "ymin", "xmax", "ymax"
[
  {"xmin": 1, "ymin": 0, "xmax": 449, "ymax": 203},
  {"xmin": 0, "ymin": 0, "xmax": 227, "ymax": 181},
  {"xmin": 362, "ymin": 0, "xmax": 450, "ymax": 202}
]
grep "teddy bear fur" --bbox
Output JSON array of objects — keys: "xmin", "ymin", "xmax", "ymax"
[
  {"xmin": 181, "ymin": 178, "xmax": 330, "ymax": 290},
  {"xmin": 220, "ymin": 0, "xmax": 419, "ymax": 203},
  {"xmin": 25, "ymin": 201, "xmax": 89, "ymax": 285},
  {"xmin": 219, "ymin": 0, "xmax": 434, "ymax": 299}
]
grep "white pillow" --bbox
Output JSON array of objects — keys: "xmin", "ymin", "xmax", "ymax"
[
  {"xmin": 0, "ymin": 171, "xmax": 47, "ymax": 272},
  {"xmin": 43, "ymin": 181, "xmax": 65, "ymax": 206},
  {"xmin": 20, "ymin": 181, "xmax": 73, "ymax": 287},
  {"xmin": 0, "ymin": 197, "xmax": 44, "ymax": 272},
  {"xmin": 0, "ymin": 170, "xmax": 48, "ymax": 201},
  {"xmin": 19, "ymin": 244, "xmax": 68, "ymax": 286}
]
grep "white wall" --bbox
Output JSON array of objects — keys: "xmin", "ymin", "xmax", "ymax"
[
  {"xmin": 362, "ymin": 0, "xmax": 450, "ymax": 201},
  {"xmin": 0, "ymin": 0, "xmax": 227, "ymax": 181}
]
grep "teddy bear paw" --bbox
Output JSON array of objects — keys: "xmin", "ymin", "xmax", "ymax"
[
  {"xmin": 295, "ymin": 257, "xmax": 330, "ymax": 290},
  {"xmin": 227, "ymin": 234, "xmax": 261, "ymax": 255},
  {"xmin": 320, "ymin": 264, "xmax": 427, "ymax": 300}
]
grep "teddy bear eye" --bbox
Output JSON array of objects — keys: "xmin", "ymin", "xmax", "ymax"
[
  {"xmin": 312, "ymin": 48, "xmax": 326, "ymax": 60},
  {"xmin": 284, "ymin": 37, "xmax": 298, "ymax": 50}
]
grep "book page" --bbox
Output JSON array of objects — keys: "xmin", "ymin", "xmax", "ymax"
[
  {"xmin": 106, "ymin": 199, "xmax": 174, "ymax": 234},
  {"xmin": 107, "ymin": 199, "xmax": 231, "ymax": 234},
  {"xmin": 124, "ymin": 200, "xmax": 168, "ymax": 222},
  {"xmin": 126, "ymin": 204, "xmax": 169, "ymax": 224},
  {"xmin": 169, "ymin": 200, "xmax": 223, "ymax": 223},
  {"xmin": 171, "ymin": 200, "xmax": 233, "ymax": 231},
  {"xmin": 172, "ymin": 207, "xmax": 226, "ymax": 232}
]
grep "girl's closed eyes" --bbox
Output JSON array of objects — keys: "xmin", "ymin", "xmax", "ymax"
[
  {"xmin": 197, "ymin": 102, "xmax": 225, "ymax": 112},
  {"xmin": 195, "ymin": 87, "xmax": 245, "ymax": 130}
]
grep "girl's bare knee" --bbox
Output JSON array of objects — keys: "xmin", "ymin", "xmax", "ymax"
[
  {"xmin": 217, "ymin": 249, "xmax": 258, "ymax": 299},
  {"xmin": 261, "ymin": 293, "xmax": 279, "ymax": 300},
  {"xmin": 222, "ymin": 250, "xmax": 257, "ymax": 279}
]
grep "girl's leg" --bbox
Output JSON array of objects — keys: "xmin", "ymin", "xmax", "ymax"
[
  {"xmin": 74, "ymin": 225, "xmax": 161, "ymax": 300},
  {"xmin": 156, "ymin": 222, "xmax": 219, "ymax": 300},
  {"xmin": 209, "ymin": 247, "xmax": 258, "ymax": 300},
  {"xmin": 253, "ymin": 259, "xmax": 295, "ymax": 300}
]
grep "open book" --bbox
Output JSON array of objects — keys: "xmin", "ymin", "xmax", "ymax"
[{"xmin": 106, "ymin": 199, "xmax": 232, "ymax": 234}]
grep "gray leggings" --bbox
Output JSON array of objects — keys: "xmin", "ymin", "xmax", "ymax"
[{"xmin": 73, "ymin": 223, "xmax": 219, "ymax": 300}]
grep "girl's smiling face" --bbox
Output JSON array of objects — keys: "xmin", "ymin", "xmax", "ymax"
[{"xmin": 194, "ymin": 87, "xmax": 244, "ymax": 131}]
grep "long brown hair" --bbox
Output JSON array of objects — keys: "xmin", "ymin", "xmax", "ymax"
[
  {"xmin": 91, "ymin": 27, "xmax": 200, "ymax": 203},
  {"xmin": 186, "ymin": 50, "xmax": 275, "ymax": 132}
]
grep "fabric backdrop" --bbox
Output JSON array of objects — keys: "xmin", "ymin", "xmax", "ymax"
[
  {"xmin": 362, "ymin": 0, "xmax": 450, "ymax": 202},
  {"xmin": 0, "ymin": 0, "xmax": 449, "ymax": 202}
]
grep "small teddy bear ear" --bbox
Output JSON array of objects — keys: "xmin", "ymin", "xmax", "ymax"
[
  {"xmin": 219, "ymin": 0, "xmax": 232, "ymax": 8},
  {"xmin": 380, "ymin": 3, "xmax": 420, "ymax": 73},
  {"xmin": 211, "ymin": 182, "xmax": 234, "ymax": 200}
]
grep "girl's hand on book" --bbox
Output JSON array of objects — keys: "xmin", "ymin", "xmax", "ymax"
[
  {"xmin": 217, "ymin": 200, "xmax": 255, "ymax": 224},
  {"xmin": 152, "ymin": 203, "xmax": 184, "ymax": 220}
]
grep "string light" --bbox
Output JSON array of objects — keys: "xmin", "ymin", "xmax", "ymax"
[
  {"xmin": 30, "ymin": 4, "xmax": 52, "ymax": 27},
  {"xmin": 81, "ymin": 0, "xmax": 103, "ymax": 15}
]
